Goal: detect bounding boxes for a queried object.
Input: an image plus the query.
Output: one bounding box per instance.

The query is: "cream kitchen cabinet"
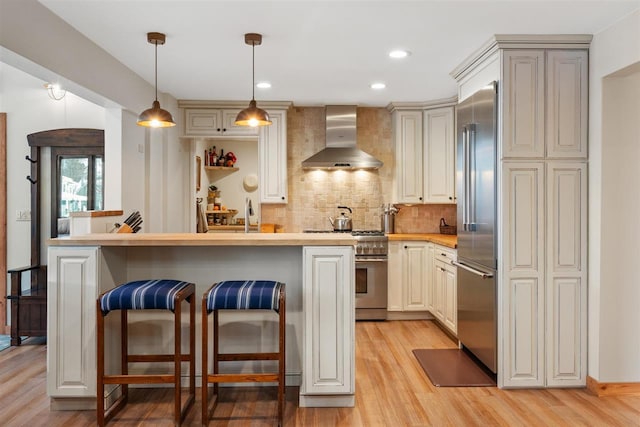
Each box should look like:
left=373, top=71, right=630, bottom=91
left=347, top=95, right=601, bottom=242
left=387, top=241, right=430, bottom=312
left=423, top=107, right=456, bottom=203
left=502, top=49, right=588, bottom=159
left=301, top=246, right=354, bottom=404
left=391, top=103, right=456, bottom=204
left=432, top=245, right=457, bottom=335
left=259, top=109, right=288, bottom=203
left=452, top=35, right=590, bottom=388
left=47, top=246, right=100, bottom=400
left=403, top=242, right=430, bottom=310
left=387, top=241, right=404, bottom=312
left=501, top=161, right=587, bottom=387
left=47, top=246, right=126, bottom=407
left=393, top=111, right=423, bottom=204
left=185, top=108, right=259, bottom=137
left=545, top=162, right=587, bottom=386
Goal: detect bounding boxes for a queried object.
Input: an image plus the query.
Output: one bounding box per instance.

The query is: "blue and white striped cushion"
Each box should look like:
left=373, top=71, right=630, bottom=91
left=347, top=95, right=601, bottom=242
left=206, top=280, right=283, bottom=313
left=100, top=279, right=192, bottom=315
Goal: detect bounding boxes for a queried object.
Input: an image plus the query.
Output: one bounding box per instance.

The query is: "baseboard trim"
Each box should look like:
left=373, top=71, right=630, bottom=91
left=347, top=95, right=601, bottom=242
left=586, top=375, right=640, bottom=396
left=385, top=311, right=433, bottom=321
left=299, top=393, right=355, bottom=408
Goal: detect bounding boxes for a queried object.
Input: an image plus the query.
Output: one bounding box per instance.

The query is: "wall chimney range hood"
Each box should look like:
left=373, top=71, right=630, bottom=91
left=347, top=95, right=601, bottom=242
left=301, top=105, right=383, bottom=170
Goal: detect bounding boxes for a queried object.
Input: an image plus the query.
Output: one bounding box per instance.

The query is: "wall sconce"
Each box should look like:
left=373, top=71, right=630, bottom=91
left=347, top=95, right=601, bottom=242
left=44, top=83, right=66, bottom=101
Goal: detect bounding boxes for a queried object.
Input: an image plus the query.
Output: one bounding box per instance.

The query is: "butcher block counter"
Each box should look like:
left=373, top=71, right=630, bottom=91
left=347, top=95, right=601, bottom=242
left=49, top=232, right=357, bottom=247
left=47, top=233, right=356, bottom=410
left=387, top=233, right=457, bottom=249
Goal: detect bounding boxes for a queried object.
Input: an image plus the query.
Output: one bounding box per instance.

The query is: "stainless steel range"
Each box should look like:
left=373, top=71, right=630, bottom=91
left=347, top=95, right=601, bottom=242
left=304, top=230, right=388, bottom=320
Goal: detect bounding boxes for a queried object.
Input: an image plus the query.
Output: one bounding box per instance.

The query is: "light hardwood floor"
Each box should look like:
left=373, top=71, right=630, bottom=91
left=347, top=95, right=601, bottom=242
left=1, top=321, right=639, bottom=426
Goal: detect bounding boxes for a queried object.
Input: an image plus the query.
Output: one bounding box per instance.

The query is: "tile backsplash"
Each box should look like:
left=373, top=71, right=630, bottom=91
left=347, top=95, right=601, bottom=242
left=393, top=204, right=457, bottom=234
left=261, top=106, right=457, bottom=235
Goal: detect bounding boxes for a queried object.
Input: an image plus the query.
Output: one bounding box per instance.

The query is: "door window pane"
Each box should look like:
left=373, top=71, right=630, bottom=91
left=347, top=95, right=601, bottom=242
left=56, top=154, right=103, bottom=236
left=59, top=157, right=88, bottom=217
left=94, top=156, right=103, bottom=211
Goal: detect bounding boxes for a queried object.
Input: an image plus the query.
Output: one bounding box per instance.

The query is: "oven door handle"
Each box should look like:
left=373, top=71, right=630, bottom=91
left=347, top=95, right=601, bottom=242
left=355, top=258, right=388, bottom=263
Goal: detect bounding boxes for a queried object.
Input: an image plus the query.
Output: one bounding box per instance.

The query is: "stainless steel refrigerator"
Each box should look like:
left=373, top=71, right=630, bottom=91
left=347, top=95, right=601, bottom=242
left=454, top=81, right=498, bottom=374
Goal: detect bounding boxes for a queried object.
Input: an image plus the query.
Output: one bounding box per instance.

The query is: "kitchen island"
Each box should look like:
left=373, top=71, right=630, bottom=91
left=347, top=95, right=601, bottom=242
left=47, top=233, right=356, bottom=410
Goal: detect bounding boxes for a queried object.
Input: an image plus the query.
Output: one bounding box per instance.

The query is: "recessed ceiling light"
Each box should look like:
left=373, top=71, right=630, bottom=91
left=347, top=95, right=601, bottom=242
left=389, top=50, right=410, bottom=59
left=256, top=82, right=271, bottom=89
left=370, top=82, right=386, bottom=90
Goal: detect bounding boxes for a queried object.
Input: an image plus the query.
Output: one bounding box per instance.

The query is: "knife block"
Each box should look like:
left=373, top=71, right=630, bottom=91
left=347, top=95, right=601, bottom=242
left=116, top=223, right=133, bottom=233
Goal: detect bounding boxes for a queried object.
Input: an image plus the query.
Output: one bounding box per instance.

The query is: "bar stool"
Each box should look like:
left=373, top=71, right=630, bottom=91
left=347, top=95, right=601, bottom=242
left=202, top=280, right=285, bottom=426
left=96, top=279, right=196, bottom=426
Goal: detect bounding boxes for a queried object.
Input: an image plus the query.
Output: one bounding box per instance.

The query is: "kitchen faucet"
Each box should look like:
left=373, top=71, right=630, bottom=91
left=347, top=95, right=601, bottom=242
left=244, top=197, right=254, bottom=233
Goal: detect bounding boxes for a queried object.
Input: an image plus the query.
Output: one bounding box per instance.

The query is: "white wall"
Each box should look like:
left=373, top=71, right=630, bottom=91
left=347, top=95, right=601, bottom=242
left=0, top=62, right=105, bottom=272
left=589, top=8, right=640, bottom=382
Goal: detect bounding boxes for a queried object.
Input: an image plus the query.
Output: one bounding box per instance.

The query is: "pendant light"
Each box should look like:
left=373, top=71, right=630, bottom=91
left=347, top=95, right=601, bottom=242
left=137, top=32, right=176, bottom=128
left=235, top=33, right=272, bottom=127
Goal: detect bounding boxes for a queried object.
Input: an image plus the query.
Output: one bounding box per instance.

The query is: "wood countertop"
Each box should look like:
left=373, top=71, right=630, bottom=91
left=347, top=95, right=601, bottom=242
left=48, top=232, right=356, bottom=247
left=387, top=233, right=457, bottom=249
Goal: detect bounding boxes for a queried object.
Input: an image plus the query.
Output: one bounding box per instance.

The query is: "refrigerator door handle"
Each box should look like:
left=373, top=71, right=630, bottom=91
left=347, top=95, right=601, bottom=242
left=468, top=123, right=477, bottom=232
left=463, top=126, right=471, bottom=231
left=452, top=261, right=494, bottom=279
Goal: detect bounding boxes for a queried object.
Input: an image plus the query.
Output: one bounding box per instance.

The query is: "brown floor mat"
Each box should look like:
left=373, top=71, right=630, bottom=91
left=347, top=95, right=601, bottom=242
left=412, top=348, right=496, bottom=387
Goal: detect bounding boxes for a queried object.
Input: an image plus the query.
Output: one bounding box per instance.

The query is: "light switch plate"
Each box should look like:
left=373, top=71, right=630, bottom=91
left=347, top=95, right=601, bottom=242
left=16, top=210, right=31, bottom=221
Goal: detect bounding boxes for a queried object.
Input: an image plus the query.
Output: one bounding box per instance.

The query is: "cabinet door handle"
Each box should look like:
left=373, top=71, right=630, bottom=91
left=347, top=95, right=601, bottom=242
left=441, top=253, right=447, bottom=257
left=404, top=246, right=408, bottom=249
left=281, top=196, right=285, bottom=200
left=216, top=128, right=221, bottom=132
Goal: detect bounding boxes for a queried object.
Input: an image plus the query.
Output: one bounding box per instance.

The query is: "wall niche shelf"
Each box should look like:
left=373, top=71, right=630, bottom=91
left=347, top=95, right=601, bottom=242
left=204, top=166, right=238, bottom=179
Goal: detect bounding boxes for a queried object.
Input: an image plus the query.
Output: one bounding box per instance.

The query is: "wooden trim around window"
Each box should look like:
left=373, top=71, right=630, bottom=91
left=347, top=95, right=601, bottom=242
left=586, top=375, right=640, bottom=397
left=0, top=113, right=7, bottom=334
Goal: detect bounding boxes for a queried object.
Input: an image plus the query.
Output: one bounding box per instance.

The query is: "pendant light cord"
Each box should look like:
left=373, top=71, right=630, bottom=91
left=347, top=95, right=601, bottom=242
left=251, top=41, right=256, bottom=101
left=154, top=40, right=158, bottom=102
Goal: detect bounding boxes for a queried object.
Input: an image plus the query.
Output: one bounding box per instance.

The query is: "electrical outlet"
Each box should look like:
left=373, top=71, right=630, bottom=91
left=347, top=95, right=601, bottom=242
left=15, top=210, right=31, bottom=221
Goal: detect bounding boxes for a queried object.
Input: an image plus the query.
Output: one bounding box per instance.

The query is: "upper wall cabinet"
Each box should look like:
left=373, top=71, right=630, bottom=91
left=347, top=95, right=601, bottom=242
left=501, top=49, right=588, bottom=159
left=185, top=108, right=259, bottom=137
left=259, top=109, right=288, bottom=203
left=502, top=51, right=545, bottom=158
left=424, top=107, right=455, bottom=203
left=545, top=51, right=588, bottom=159
left=390, top=100, right=456, bottom=204
left=393, top=110, right=423, bottom=204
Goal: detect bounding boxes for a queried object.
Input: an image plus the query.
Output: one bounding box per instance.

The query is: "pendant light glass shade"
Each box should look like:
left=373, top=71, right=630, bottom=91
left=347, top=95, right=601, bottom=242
left=235, top=33, right=272, bottom=127
left=137, top=32, right=176, bottom=128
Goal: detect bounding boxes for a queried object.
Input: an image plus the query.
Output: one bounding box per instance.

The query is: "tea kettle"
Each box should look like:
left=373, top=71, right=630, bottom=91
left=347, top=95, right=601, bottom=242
left=329, top=206, right=353, bottom=231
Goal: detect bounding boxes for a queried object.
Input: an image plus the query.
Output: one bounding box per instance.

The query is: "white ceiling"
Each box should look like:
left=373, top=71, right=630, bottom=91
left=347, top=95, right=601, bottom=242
left=40, top=0, right=640, bottom=107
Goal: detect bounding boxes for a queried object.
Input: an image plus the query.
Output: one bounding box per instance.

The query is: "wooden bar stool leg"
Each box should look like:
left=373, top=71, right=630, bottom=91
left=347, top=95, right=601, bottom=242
left=213, top=309, right=219, bottom=396
left=201, top=297, right=209, bottom=426
left=121, top=309, right=128, bottom=402
left=97, top=301, right=105, bottom=427
left=174, top=296, right=182, bottom=426
left=189, top=293, right=195, bottom=399
left=278, top=289, right=286, bottom=426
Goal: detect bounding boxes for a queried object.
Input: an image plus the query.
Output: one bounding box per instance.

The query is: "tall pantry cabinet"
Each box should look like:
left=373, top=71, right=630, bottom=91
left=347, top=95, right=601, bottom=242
left=451, top=35, right=590, bottom=388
